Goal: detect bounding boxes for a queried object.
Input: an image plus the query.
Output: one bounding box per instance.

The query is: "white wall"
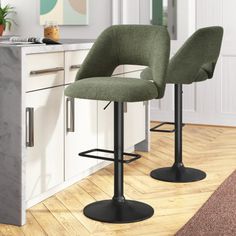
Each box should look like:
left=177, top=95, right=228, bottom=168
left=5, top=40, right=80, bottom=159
left=1, top=0, right=112, bottom=39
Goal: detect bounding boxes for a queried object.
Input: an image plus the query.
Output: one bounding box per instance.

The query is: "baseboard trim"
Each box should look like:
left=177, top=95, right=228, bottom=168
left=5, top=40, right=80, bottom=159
left=150, top=108, right=236, bottom=127
left=26, top=160, right=110, bottom=209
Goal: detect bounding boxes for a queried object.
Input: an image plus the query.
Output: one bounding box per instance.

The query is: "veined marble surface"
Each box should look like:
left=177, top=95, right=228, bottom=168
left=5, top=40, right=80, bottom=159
left=0, top=39, right=94, bottom=54
left=0, top=46, right=24, bottom=225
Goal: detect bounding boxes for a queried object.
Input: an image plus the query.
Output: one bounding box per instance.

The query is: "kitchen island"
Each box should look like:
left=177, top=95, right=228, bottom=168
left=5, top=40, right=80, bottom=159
left=0, top=40, right=149, bottom=225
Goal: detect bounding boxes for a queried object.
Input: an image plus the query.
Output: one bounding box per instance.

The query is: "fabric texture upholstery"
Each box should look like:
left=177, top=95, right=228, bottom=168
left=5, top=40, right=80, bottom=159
left=65, top=25, right=170, bottom=102
left=141, top=26, right=224, bottom=85
left=65, top=77, right=158, bottom=102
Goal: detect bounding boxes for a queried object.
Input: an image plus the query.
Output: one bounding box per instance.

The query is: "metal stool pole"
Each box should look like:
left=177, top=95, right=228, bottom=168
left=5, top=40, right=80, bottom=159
left=83, top=102, right=154, bottom=223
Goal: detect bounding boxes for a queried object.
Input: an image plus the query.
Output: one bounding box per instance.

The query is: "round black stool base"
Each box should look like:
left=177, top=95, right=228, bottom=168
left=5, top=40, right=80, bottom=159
left=150, top=166, right=206, bottom=183
left=83, top=199, right=154, bottom=223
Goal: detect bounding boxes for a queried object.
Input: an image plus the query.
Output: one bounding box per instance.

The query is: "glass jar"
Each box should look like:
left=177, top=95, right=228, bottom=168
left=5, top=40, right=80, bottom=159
left=44, top=21, right=60, bottom=42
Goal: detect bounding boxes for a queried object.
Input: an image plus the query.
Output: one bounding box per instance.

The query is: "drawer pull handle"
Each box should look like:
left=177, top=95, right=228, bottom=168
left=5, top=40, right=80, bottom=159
left=70, top=64, right=82, bottom=70
left=30, top=67, right=64, bottom=75
left=26, top=107, right=34, bottom=147
left=66, top=97, right=75, bottom=132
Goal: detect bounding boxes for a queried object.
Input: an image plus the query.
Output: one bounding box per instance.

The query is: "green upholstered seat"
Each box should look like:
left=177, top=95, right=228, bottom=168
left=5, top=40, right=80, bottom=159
left=65, top=25, right=170, bottom=102
left=65, top=77, right=158, bottom=102
left=141, top=26, right=224, bottom=84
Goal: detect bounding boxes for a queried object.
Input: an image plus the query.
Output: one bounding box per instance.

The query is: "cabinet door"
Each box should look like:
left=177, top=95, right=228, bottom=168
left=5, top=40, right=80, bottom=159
left=65, top=50, right=89, bottom=84
left=124, top=102, right=146, bottom=149
left=65, top=95, right=98, bottom=180
left=64, top=49, right=98, bottom=180
left=97, top=67, right=124, bottom=157
left=98, top=101, right=114, bottom=153
left=25, top=87, right=64, bottom=202
left=123, top=67, right=146, bottom=149
left=98, top=100, right=145, bottom=152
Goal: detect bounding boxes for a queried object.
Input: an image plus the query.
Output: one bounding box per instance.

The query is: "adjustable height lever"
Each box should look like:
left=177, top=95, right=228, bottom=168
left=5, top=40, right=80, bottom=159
left=104, top=101, right=128, bottom=113
left=103, top=101, right=112, bottom=110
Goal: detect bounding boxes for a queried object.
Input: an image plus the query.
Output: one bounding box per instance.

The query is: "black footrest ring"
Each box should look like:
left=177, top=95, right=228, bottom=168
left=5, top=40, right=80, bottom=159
left=79, top=148, right=141, bottom=164
left=150, top=122, right=185, bottom=133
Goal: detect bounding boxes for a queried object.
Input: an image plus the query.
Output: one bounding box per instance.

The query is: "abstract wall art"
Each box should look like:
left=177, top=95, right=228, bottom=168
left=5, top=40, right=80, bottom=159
left=40, top=0, right=89, bottom=25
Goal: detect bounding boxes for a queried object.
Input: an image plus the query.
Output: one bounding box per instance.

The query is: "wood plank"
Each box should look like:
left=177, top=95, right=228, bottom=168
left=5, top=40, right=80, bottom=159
left=56, top=185, right=109, bottom=234
left=21, top=211, right=46, bottom=236
left=30, top=203, right=68, bottom=236
left=43, top=196, right=90, bottom=236
left=0, top=224, right=24, bottom=236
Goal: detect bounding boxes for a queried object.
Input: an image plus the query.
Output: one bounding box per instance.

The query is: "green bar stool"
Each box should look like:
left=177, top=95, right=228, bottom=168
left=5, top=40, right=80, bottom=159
left=65, top=25, right=170, bottom=223
left=141, top=26, right=223, bottom=183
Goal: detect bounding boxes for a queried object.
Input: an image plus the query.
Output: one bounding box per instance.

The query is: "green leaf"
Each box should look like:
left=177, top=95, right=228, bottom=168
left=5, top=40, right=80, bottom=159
left=0, top=4, right=16, bottom=31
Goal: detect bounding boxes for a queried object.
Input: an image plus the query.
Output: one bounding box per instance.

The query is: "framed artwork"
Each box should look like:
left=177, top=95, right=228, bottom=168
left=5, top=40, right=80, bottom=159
left=40, top=0, right=89, bottom=25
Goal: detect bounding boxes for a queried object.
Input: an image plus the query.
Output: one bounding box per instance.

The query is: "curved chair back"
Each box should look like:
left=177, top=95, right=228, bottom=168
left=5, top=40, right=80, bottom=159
left=167, top=26, right=223, bottom=84
left=141, top=26, right=223, bottom=84
left=76, top=25, right=170, bottom=98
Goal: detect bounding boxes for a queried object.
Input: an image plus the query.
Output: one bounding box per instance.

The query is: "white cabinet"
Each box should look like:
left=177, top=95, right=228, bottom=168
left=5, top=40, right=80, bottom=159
left=97, top=100, right=145, bottom=152
left=124, top=67, right=146, bottom=149
left=25, top=87, right=64, bottom=202
left=124, top=102, right=146, bottom=149
left=97, top=66, right=125, bottom=154
left=97, top=101, right=114, bottom=156
left=65, top=96, right=98, bottom=180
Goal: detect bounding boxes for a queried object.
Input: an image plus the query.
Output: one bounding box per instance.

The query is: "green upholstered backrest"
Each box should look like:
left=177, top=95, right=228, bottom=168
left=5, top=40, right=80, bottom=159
left=76, top=25, right=170, bottom=98
left=141, top=26, right=224, bottom=84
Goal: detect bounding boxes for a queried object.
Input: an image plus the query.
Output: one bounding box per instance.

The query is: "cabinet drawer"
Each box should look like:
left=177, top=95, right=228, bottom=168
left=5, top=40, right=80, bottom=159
left=65, top=50, right=89, bottom=84
left=26, top=52, right=64, bottom=91
left=65, top=94, right=98, bottom=180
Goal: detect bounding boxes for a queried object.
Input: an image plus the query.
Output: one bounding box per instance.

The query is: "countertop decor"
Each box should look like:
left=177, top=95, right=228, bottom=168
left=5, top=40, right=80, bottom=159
left=0, top=4, right=16, bottom=36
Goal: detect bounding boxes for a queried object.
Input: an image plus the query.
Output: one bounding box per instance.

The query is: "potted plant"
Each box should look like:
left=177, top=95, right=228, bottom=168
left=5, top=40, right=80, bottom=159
left=0, top=4, right=16, bottom=36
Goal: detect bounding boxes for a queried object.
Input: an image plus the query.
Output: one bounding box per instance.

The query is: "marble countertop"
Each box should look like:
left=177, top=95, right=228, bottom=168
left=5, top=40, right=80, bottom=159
left=59, top=39, right=95, bottom=44
left=0, top=38, right=95, bottom=54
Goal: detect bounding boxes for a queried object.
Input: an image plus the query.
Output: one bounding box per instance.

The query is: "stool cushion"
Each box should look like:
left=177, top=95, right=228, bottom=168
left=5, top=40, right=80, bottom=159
left=65, top=77, right=158, bottom=102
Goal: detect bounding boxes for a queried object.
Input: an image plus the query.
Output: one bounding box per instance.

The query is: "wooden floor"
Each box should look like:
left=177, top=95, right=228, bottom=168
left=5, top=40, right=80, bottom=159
left=1, top=124, right=236, bottom=236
